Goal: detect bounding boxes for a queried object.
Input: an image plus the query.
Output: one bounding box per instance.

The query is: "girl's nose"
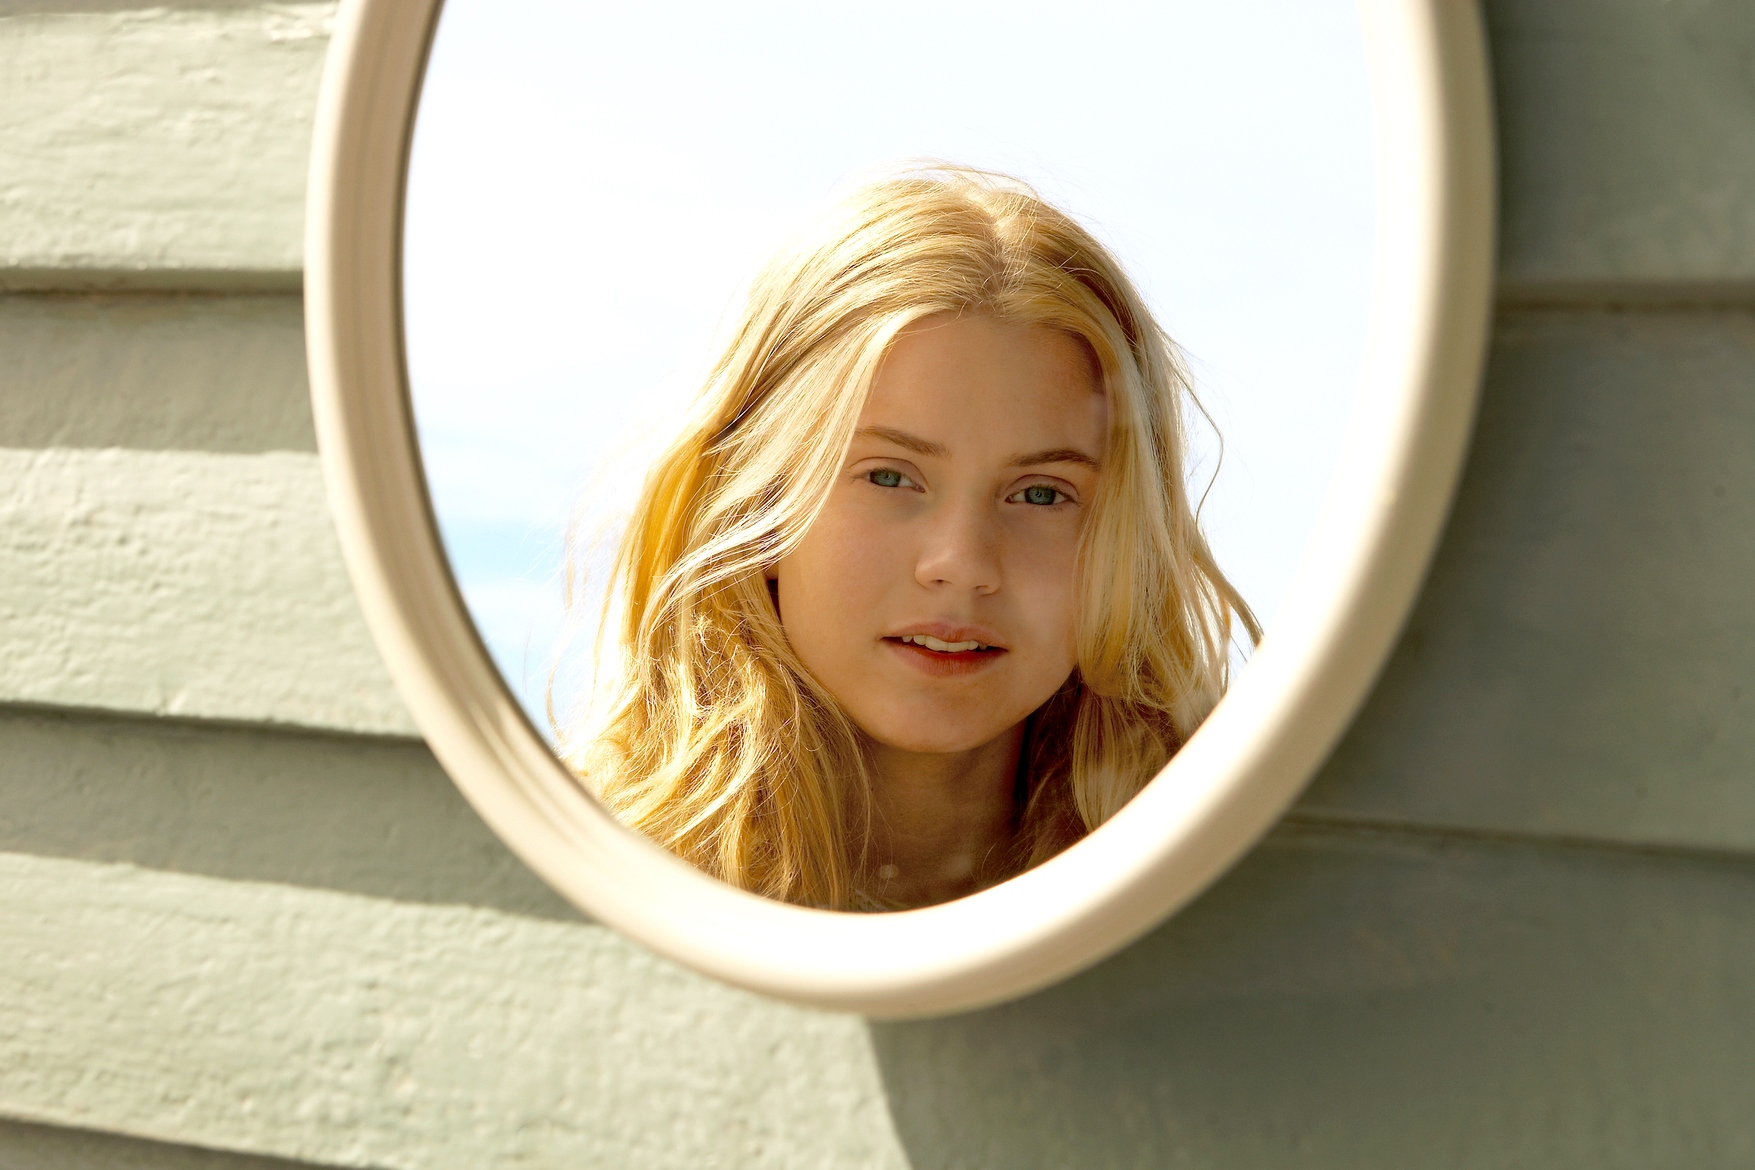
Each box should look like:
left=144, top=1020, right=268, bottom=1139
left=914, top=500, right=1002, bottom=595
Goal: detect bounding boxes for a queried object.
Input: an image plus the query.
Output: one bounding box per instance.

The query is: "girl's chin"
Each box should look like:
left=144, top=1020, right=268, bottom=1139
left=858, top=714, right=1027, bottom=758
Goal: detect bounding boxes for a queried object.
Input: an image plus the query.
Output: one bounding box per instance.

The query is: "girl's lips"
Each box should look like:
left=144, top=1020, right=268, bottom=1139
left=883, top=622, right=1008, bottom=650
left=882, top=636, right=1007, bottom=678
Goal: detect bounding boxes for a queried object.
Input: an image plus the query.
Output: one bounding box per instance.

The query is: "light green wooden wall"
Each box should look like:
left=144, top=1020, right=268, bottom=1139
left=1, top=1, right=1750, bottom=1166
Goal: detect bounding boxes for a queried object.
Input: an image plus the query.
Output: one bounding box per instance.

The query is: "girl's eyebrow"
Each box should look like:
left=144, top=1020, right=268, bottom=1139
left=856, top=427, right=1100, bottom=470
left=1010, top=447, right=1101, bottom=471
left=855, top=425, right=947, bottom=457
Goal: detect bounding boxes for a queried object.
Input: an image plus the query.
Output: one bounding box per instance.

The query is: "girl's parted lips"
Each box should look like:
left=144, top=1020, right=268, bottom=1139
left=895, top=632, right=995, bottom=653
left=881, top=621, right=1008, bottom=654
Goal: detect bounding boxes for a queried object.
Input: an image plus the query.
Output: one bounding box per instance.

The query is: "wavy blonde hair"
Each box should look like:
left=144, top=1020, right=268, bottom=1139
left=554, top=167, right=1257, bottom=909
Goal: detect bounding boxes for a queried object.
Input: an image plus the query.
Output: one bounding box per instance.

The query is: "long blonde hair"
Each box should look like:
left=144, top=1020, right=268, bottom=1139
left=555, top=166, right=1257, bottom=909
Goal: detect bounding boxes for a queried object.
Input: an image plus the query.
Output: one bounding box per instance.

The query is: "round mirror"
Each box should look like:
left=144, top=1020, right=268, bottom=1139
left=306, top=0, right=1493, bottom=1014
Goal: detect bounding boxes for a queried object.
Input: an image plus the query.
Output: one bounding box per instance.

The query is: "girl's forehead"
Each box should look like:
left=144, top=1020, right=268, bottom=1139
left=858, top=317, right=1107, bottom=458
left=870, top=317, right=1102, bottom=404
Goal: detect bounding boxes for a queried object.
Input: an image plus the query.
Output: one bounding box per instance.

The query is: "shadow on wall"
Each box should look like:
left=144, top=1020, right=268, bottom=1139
left=867, top=824, right=1755, bottom=1169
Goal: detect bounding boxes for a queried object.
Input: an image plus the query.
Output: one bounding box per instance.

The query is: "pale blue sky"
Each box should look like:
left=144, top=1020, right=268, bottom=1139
left=403, top=0, right=1377, bottom=728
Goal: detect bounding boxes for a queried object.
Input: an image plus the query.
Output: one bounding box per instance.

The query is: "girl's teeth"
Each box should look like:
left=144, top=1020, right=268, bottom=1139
left=905, top=634, right=985, bottom=653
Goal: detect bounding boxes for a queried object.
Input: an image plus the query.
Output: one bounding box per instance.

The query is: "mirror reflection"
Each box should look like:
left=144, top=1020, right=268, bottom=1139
left=403, top=1, right=1375, bottom=909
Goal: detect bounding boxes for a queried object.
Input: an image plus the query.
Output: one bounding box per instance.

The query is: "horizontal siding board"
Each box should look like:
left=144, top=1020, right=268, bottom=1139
left=0, top=1117, right=322, bottom=1170
left=1488, top=0, right=1755, bottom=292
left=0, top=3, right=331, bottom=290
left=0, top=705, right=574, bottom=920
left=0, top=294, right=315, bottom=454
left=0, top=852, right=906, bottom=1170
left=1, top=829, right=1751, bottom=1168
left=0, top=447, right=415, bottom=736
left=1301, top=307, right=1755, bottom=849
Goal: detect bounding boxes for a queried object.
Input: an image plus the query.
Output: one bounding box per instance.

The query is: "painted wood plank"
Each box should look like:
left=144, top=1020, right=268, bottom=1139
left=0, top=706, right=573, bottom=920
left=1302, top=307, right=1755, bottom=850
left=0, top=852, right=907, bottom=1170
left=0, top=292, right=408, bottom=735
left=0, top=3, right=331, bottom=290
left=1488, top=0, right=1755, bottom=296
left=0, top=447, right=415, bottom=736
left=0, top=1118, right=320, bottom=1170
left=0, top=294, right=314, bottom=454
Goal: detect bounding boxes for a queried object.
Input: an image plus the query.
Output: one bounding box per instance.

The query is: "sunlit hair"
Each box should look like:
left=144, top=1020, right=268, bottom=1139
left=553, top=165, right=1258, bottom=910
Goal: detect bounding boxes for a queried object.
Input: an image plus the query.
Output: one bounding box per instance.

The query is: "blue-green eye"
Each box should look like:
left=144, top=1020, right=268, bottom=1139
left=1017, top=484, right=1062, bottom=506
left=868, top=468, right=906, bottom=488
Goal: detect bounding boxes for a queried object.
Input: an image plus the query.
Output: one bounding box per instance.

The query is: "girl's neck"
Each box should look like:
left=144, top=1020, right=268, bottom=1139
left=865, top=724, right=1024, bottom=908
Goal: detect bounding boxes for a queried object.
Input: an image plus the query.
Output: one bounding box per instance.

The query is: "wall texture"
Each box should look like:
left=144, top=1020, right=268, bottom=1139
left=0, top=1, right=1750, bottom=1166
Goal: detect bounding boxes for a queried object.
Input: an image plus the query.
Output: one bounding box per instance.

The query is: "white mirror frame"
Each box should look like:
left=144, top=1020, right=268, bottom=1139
left=305, top=0, right=1494, bottom=1018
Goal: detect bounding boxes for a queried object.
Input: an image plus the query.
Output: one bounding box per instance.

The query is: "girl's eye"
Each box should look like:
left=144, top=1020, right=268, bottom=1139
left=867, top=468, right=914, bottom=489
left=1011, top=484, right=1066, bottom=506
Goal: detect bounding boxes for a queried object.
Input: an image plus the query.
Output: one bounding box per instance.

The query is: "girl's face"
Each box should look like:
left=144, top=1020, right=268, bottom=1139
left=774, top=313, right=1106, bottom=755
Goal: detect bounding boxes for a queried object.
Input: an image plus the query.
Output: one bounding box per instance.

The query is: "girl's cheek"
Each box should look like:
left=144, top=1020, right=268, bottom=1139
left=839, top=499, right=917, bottom=559
left=1009, top=515, right=1083, bottom=575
